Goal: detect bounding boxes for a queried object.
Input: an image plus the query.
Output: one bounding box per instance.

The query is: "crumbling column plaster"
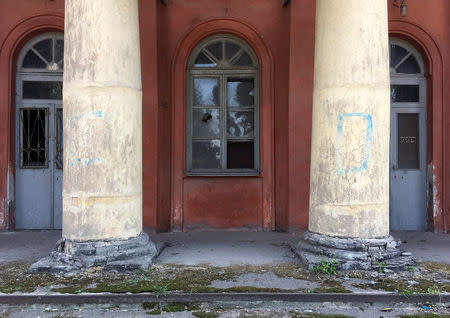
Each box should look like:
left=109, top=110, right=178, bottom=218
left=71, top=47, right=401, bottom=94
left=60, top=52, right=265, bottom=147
left=293, top=0, right=412, bottom=270
left=308, top=0, right=390, bottom=239
left=63, top=0, right=143, bottom=241
left=30, top=0, right=159, bottom=273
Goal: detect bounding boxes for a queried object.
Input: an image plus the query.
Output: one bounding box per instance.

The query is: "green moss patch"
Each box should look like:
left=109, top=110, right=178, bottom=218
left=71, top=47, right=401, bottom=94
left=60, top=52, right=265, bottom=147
left=0, top=260, right=448, bottom=296
left=352, top=278, right=450, bottom=295
left=421, top=262, right=450, bottom=277
left=290, top=311, right=356, bottom=318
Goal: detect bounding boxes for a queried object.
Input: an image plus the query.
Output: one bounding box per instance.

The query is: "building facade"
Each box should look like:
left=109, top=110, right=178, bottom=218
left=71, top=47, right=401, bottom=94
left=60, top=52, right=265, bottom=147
left=0, top=0, right=448, bottom=240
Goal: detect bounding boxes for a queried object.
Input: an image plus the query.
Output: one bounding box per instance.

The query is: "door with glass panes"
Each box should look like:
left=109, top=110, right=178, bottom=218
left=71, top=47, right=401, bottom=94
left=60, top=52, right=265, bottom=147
left=389, top=39, right=427, bottom=231
left=15, top=33, right=64, bottom=229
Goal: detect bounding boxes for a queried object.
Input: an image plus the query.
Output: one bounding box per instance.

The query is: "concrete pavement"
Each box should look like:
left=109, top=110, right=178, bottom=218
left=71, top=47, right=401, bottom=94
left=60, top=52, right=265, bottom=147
left=0, top=230, right=448, bottom=265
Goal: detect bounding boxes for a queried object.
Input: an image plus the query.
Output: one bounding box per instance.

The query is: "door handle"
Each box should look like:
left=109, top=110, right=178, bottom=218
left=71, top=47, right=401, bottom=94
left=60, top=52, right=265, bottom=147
left=392, top=164, right=397, bottom=170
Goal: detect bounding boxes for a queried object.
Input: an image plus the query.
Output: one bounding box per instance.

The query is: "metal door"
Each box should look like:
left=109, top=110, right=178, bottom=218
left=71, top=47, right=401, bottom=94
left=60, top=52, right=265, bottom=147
left=390, top=77, right=427, bottom=231
left=15, top=103, right=62, bottom=229
left=14, top=33, right=64, bottom=229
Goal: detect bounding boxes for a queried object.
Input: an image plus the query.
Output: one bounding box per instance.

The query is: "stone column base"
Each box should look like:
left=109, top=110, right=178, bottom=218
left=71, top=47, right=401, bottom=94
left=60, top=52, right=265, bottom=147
left=30, top=233, right=160, bottom=273
left=292, top=231, right=413, bottom=271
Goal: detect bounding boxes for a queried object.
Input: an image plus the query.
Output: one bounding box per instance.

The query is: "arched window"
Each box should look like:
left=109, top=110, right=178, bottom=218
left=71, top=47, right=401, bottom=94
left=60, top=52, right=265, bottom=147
left=17, top=33, right=64, bottom=100
left=390, top=39, right=424, bottom=75
left=389, top=38, right=425, bottom=104
left=186, top=35, right=259, bottom=175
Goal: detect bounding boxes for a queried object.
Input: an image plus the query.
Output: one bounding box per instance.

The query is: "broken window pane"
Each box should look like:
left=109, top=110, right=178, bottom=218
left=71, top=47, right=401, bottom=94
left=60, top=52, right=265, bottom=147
left=21, top=108, right=48, bottom=168
left=227, top=78, right=254, bottom=107
left=193, top=78, right=219, bottom=106
left=193, top=108, right=220, bottom=138
left=227, top=111, right=254, bottom=137
left=192, top=140, right=221, bottom=169
left=227, top=141, right=254, bottom=169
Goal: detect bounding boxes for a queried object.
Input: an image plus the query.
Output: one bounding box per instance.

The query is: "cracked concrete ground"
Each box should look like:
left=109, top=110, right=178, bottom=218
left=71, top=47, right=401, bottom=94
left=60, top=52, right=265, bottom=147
left=0, top=301, right=449, bottom=317
left=0, top=230, right=449, bottom=303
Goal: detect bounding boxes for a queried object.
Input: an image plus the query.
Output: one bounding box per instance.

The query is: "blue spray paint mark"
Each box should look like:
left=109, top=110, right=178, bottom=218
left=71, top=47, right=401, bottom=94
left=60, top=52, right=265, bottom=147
left=70, top=157, right=103, bottom=167
left=69, top=110, right=104, bottom=127
left=336, top=112, right=373, bottom=175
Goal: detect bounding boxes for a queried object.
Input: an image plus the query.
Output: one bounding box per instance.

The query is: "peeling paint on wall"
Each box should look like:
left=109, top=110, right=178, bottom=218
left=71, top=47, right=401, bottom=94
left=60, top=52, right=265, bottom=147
left=427, top=163, right=442, bottom=227
left=69, top=157, right=103, bottom=167
left=2, top=165, right=15, bottom=229
left=336, top=113, right=373, bottom=175
left=68, top=110, right=104, bottom=127
left=432, top=166, right=441, bottom=219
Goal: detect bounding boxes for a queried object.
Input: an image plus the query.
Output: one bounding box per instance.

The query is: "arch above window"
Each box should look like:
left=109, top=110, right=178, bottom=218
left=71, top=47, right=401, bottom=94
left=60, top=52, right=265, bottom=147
left=389, top=38, right=424, bottom=75
left=188, top=35, right=258, bottom=69
left=17, top=33, right=64, bottom=73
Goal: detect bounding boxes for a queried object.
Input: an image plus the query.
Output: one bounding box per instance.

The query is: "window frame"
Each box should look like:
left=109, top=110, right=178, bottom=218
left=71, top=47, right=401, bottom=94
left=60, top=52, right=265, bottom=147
left=186, top=35, right=260, bottom=176
left=16, top=32, right=64, bottom=170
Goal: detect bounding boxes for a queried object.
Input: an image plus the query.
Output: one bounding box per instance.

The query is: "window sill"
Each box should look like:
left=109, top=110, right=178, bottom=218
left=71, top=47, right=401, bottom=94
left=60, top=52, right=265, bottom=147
left=186, top=169, right=261, bottom=177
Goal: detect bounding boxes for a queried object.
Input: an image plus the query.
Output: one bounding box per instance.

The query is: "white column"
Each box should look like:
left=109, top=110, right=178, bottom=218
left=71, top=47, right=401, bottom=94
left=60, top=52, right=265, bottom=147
left=63, top=0, right=143, bottom=241
left=308, top=0, right=390, bottom=239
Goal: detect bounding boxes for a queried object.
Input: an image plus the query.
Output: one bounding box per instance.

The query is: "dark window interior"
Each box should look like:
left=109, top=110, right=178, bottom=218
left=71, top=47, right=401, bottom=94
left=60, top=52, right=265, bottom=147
left=23, top=81, right=62, bottom=100
left=21, top=108, right=47, bottom=167
left=397, top=113, right=419, bottom=169
left=227, top=141, right=254, bottom=169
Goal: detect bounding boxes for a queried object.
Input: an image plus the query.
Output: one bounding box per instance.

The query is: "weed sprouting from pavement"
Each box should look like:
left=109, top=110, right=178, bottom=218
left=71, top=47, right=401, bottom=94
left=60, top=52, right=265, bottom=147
left=377, top=262, right=386, bottom=273
left=311, top=258, right=338, bottom=275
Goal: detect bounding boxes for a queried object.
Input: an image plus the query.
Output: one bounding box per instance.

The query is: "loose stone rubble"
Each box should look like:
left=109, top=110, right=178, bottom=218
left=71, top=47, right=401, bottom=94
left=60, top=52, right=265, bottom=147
left=292, top=231, right=414, bottom=270
left=30, top=233, right=159, bottom=273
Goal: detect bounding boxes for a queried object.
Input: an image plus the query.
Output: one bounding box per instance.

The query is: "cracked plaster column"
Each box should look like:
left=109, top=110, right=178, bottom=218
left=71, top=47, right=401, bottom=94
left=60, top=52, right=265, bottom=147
left=293, top=0, right=412, bottom=270
left=31, top=0, right=158, bottom=273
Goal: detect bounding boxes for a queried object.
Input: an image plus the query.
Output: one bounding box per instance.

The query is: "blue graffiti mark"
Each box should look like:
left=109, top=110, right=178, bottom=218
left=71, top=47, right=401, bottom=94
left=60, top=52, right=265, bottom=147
left=70, top=157, right=103, bottom=167
left=69, top=111, right=104, bottom=127
left=336, top=112, right=373, bottom=175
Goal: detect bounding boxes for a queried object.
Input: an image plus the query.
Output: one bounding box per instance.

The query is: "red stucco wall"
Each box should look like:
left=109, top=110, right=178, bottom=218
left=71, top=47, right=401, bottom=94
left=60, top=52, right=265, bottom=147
left=0, top=0, right=64, bottom=230
left=0, top=0, right=448, bottom=232
left=387, top=0, right=449, bottom=232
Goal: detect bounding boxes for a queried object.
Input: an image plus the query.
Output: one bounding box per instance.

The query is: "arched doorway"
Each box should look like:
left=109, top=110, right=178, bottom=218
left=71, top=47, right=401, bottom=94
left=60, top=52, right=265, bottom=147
left=389, top=38, right=427, bottom=231
left=15, top=32, right=64, bottom=229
